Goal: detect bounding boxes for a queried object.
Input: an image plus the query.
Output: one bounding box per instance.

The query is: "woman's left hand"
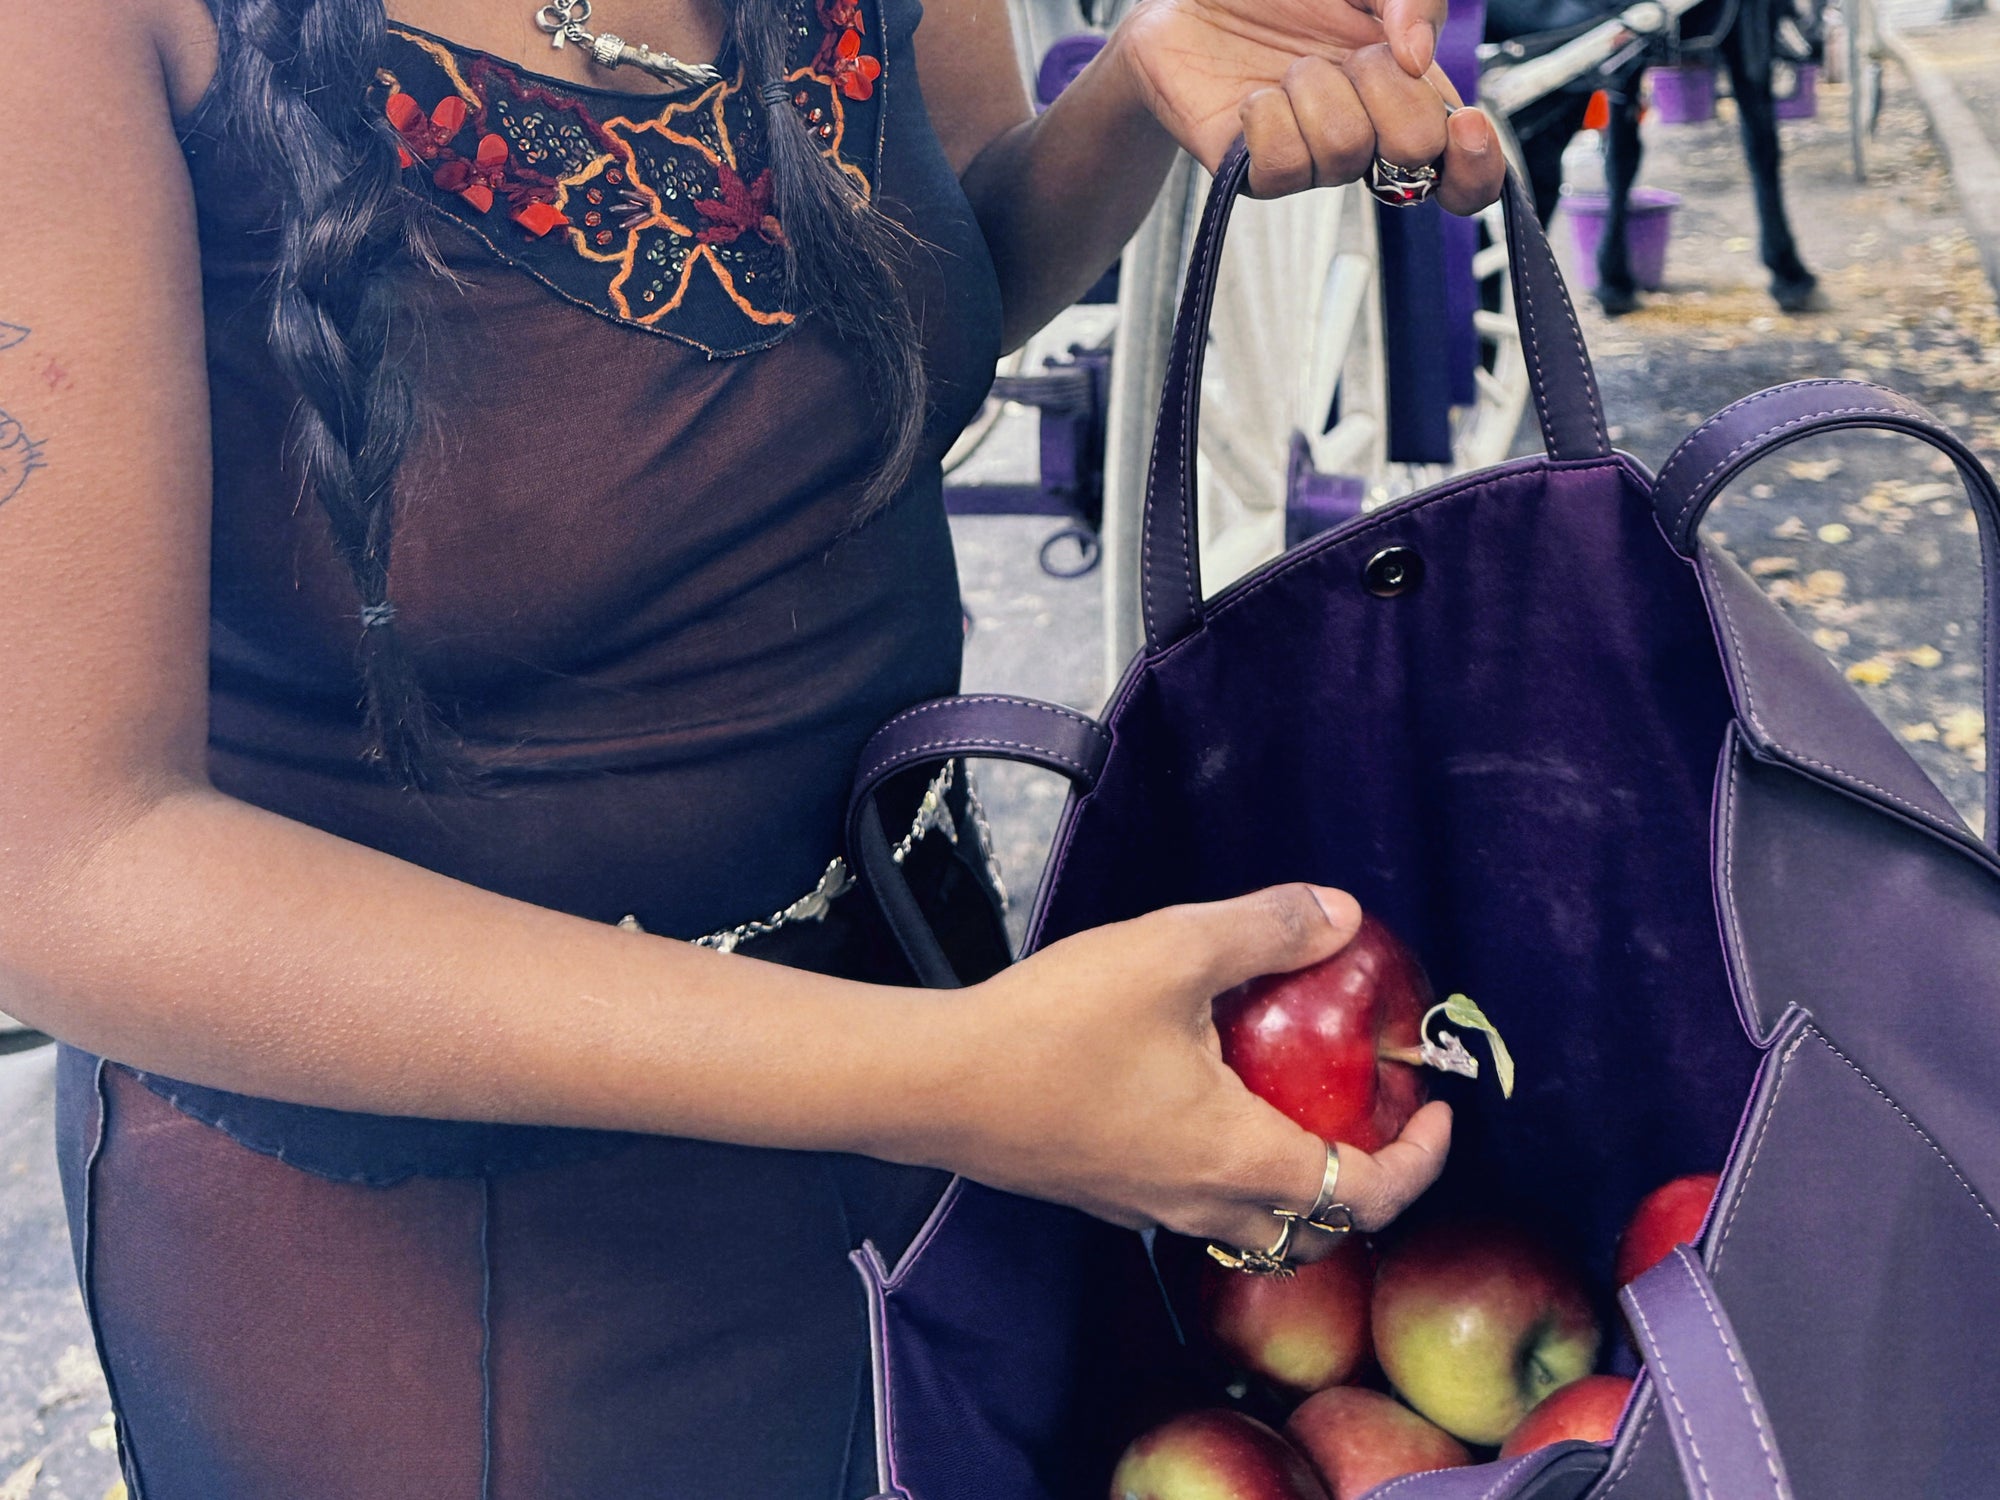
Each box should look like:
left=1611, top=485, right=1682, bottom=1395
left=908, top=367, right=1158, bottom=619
left=1109, top=0, right=1506, bottom=210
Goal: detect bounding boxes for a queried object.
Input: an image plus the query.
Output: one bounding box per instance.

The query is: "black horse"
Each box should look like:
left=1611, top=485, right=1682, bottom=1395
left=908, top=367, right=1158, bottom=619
left=1486, top=0, right=1821, bottom=315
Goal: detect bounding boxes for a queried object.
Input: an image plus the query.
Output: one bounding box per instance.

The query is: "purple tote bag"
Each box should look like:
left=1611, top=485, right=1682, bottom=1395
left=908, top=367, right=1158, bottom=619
left=844, top=145, right=2000, bottom=1500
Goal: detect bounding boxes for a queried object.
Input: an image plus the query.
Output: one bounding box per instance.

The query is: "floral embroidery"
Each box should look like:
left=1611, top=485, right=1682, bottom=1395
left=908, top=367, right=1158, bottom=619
left=380, top=0, right=884, bottom=357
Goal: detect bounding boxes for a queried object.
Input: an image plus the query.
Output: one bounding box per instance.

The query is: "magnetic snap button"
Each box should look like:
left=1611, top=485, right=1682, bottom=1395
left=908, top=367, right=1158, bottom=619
left=1364, top=546, right=1424, bottom=597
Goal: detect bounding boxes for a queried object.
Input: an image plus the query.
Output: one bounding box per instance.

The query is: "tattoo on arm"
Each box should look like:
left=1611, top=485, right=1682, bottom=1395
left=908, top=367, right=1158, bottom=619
left=0, top=322, right=27, bottom=352
left=0, top=408, right=48, bottom=506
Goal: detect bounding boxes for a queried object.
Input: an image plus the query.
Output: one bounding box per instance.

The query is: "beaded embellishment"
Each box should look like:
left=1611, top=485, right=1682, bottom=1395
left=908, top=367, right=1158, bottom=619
left=379, top=0, right=885, bottom=356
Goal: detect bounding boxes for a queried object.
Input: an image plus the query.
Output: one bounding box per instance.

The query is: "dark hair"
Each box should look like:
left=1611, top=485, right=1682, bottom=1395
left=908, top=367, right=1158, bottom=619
left=206, top=0, right=926, bottom=791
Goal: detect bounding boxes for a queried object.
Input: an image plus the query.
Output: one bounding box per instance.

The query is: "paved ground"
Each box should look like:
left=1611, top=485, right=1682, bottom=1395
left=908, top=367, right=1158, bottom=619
left=3, top=32, right=1998, bottom=1500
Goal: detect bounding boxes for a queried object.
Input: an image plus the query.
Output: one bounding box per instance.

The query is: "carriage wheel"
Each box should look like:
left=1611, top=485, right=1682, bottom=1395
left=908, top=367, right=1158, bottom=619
left=1194, top=180, right=1389, bottom=594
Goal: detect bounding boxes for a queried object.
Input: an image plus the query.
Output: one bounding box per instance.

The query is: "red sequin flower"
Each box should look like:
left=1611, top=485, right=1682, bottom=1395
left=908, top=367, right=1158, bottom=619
left=830, top=29, right=881, bottom=102
left=385, top=91, right=468, bottom=167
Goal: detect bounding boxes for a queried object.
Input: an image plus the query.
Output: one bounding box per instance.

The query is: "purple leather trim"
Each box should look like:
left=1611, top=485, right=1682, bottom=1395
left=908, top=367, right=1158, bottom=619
left=1619, top=1249, right=1794, bottom=1500
left=1138, top=146, right=1608, bottom=652
left=850, top=1242, right=908, bottom=1499
left=1352, top=1444, right=1601, bottom=1499
left=1653, top=378, right=2000, bottom=842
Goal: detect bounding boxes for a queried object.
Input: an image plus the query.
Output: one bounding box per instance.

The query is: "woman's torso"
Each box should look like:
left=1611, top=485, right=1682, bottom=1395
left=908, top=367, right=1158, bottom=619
left=184, top=0, right=1003, bottom=938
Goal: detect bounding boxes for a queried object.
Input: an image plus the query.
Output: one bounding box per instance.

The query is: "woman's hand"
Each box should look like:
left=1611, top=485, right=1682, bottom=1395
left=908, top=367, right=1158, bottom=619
left=1108, top=0, right=1506, bottom=208
left=933, top=884, right=1451, bottom=1257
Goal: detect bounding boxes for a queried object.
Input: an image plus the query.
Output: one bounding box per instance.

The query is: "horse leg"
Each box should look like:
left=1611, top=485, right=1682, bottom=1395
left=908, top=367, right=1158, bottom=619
left=1724, top=1, right=1821, bottom=310
left=1596, top=80, right=1645, bottom=315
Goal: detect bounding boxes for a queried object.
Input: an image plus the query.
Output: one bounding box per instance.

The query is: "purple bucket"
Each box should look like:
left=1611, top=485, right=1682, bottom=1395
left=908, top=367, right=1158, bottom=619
left=1649, top=64, right=1716, bottom=124
left=1563, top=187, right=1683, bottom=292
left=1035, top=34, right=1105, bottom=108
left=1775, top=62, right=1819, bottom=120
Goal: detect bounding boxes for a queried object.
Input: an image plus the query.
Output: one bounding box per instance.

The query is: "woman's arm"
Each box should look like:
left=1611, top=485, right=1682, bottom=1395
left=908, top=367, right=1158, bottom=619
left=919, top=0, right=1506, bottom=351
left=0, top=0, right=1447, bottom=1249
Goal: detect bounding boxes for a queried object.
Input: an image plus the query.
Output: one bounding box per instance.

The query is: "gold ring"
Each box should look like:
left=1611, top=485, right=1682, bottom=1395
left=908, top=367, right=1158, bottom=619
left=1206, top=1212, right=1301, bottom=1277
left=1304, top=1142, right=1356, bottom=1236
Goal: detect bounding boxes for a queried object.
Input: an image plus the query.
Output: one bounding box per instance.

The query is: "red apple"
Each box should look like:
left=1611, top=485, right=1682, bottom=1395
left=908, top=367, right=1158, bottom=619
left=1371, top=1220, right=1601, bottom=1446
left=1110, top=1410, right=1330, bottom=1500
left=1498, top=1374, right=1635, bottom=1458
left=1200, top=1235, right=1373, bottom=1394
left=1286, top=1387, right=1471, bottom=1500
left=1615, top=1173, right=1721, bottom=1288
left=1213, top=914, right=1433, bottom=1152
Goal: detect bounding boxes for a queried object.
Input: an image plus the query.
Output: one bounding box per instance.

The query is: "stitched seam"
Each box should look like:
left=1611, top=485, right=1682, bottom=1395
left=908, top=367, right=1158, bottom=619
left=1593, top=1400, right=1662, bottom=1497
left=1655, top=381, right=1889, bottom=519
left=1667, top=402, right=1910, bottom=536
left=877, top=736, right=1094, bottom=780
left=1358, top=1452, right=1541, bottom=1498
left=872, top=696, right=1103, bottom=737
left=1710, top=554, right=1976, bottom=838
left=1712, top=1028, right=1810, bottom=1271
left=1677, top=1250, right=1786, bottom=1492
left=1812, top=1026, right=2000, bottom=1237
left=1715, top=742, right=1769, bottom=1044
left=1545, top=240, right=1607, bottom=453
left=1515, top=227, right=1558, bottom=457
left=1625, top=1295, right=1716, bottom=1500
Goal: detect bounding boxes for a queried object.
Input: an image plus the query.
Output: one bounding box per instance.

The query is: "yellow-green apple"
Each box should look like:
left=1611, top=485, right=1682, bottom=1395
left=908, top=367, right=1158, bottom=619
left=1199, top=1236, right=1373, bottom=1394
left=1371, top=1220, right=1601, bottom=1445
left=1614, top=1174, right=1721, bottom=1288
left=1498, top=1374, right=1634, bottom=1458
left=1110, top=1410, right=1330, bottom=1500
left=1285, top=1387, right=1471, bottom=1500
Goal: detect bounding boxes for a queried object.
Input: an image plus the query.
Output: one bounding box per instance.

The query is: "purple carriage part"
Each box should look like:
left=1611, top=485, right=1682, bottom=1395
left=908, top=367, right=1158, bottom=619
left=1775, top=61, right=1819, bottom=119
left=1035, top=34, right=1105, bottom=108
left=1648, top=63, right=1716, bottom=123
left=1563, top=186, right=1682, bottom=291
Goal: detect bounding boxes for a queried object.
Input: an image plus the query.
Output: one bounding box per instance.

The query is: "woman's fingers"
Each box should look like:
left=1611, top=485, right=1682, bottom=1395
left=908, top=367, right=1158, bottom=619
left=1242, top=44, right=1503, bottom=216
left=1340, top=43, right=1448, bottom=169
left=1160, top=882, right=1363, bottom=997
left=1332, top=1100, right=1454, bottom=1232
left=1377, top=0, right=1450, bottom=79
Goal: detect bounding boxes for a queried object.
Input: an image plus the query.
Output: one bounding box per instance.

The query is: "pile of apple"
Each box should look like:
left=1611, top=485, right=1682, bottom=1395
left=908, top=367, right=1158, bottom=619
left=1110, top=916, right=1722, bottom=1500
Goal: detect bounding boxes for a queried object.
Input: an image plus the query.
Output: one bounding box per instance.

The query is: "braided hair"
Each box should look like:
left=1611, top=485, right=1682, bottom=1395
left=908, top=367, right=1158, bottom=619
left=203, top=0, right=928, bottom=792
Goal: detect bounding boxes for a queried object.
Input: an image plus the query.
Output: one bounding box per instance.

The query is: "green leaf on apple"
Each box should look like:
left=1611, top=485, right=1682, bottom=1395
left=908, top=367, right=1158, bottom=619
left=1441, top=994, right=1515, bottom=1098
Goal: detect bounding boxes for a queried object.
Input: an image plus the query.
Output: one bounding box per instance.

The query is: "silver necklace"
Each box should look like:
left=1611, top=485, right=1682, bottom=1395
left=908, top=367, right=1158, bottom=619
left=533, top=1, right=723, bottom=88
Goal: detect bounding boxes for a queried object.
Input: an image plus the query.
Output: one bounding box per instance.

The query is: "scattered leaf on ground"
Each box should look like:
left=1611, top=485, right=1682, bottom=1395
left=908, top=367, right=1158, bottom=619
left=1813, top=627, right=1851, bottom=650
left=1901, top=722, right=1942, bottom=743
left=1846, top=657, right=1896, bottom=685
left=1803, top=570, right=1847, bottom=598
left=1786, top=458, right=1844, bottom=482
left=1907, top=645, right=1944, bottom=668
left=1817, top=523, right=1853, bottom=543
left=0, top=1456, right=42, bottom=1500
left=1750, top=556, right=1798, bottom=576
left=1773, top=516, right=1809, bottom=539
left=87, top=1413, right=118, bottom=1453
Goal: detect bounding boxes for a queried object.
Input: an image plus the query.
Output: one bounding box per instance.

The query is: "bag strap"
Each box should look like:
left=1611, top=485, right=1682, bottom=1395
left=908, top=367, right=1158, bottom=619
left=1351, top=1250, right=1791, bottom=1500
left=1619, top=1247, right=1795, bottom=1500
left=844, top=695, right=1112, bottom=987
left=1141, top=146, right=1610, bottom=653
left=1652, top=378, right=2000, bottom=850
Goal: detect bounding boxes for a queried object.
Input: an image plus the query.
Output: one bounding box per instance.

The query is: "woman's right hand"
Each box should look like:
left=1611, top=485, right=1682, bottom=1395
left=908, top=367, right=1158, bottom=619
left=929, top=884, right=1453, bottom=1257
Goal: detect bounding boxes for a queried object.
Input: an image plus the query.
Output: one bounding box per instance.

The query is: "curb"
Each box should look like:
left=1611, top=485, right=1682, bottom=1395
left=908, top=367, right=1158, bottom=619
left=1881, top=21, right=2000, bottom=305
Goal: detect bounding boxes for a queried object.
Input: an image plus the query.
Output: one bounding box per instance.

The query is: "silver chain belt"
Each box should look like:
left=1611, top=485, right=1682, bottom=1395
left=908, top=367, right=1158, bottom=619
left=615, top=763, right=1001, bottom=954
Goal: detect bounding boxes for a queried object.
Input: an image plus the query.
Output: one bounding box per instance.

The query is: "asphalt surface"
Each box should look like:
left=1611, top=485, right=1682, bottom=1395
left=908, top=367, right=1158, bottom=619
left=3, top=38, right=1997, bottom=1500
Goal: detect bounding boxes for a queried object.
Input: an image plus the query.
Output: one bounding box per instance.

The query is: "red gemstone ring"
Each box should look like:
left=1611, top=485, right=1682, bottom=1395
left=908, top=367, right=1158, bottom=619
left=1368, top=157, right=1440, bottom=208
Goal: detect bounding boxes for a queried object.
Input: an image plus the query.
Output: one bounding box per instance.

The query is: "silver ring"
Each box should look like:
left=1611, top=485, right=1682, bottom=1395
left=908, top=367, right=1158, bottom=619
left=1369, top=157, right=1441, bottom=208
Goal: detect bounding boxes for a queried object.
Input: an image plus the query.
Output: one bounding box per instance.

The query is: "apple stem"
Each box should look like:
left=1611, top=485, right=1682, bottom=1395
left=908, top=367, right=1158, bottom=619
left=1380, top=1044, right=1430, bottom=1068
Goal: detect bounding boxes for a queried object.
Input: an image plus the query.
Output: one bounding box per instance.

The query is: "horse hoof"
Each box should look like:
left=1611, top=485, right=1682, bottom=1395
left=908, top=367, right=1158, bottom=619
left=1595, top=284, right=1641, bottom=317
left=1772, top=276, right=1826, bottom=313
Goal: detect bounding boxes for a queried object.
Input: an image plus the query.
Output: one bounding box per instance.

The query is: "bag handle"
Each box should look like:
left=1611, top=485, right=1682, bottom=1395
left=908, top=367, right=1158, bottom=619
left=1141, top=145, right=1610, bottom=653
left=1352, top=1249, right=1792, bottom=1500
left=1618, top=1246, right=1795, bottom=1500
left=844, top=694, right=1113, bottom=987
left=1652, top=379, right=2000, bottom=851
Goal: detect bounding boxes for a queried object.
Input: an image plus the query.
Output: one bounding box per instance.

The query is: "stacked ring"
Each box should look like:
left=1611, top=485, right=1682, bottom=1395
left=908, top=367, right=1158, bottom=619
left=1206, top=1143, right=1355, bottom=1277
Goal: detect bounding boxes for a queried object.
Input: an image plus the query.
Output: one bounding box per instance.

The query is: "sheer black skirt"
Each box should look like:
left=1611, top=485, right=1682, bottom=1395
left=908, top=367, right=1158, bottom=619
left=54, top=795, right=1010, bottom=1500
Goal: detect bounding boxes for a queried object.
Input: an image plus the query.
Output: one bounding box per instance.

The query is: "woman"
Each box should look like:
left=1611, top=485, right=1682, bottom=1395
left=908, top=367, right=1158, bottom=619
left=0, top=0, right=1503, bottom=1492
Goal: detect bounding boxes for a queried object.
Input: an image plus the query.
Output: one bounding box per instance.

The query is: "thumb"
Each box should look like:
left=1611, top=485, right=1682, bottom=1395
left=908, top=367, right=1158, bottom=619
left=1168, top=883, right=1363, bottom=997
left=1378, top=0, right=1446, bottom=77
left=1333, top=1100, right=1454, bottom=1232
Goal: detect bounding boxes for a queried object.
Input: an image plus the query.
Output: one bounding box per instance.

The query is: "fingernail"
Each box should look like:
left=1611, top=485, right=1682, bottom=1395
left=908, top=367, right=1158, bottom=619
left=1408, top=21, right=1437, bottom=74
left=1449, top=109, right=1489, bottom=155
left=1307, top=886, right=1362, bottom=938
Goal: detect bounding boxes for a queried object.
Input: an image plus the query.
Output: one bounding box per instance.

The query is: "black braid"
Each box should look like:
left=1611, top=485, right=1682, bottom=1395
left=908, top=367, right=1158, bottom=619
left=726, top=0, right=928, bottom=523
left=203, top=0, right=928, bottom=788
